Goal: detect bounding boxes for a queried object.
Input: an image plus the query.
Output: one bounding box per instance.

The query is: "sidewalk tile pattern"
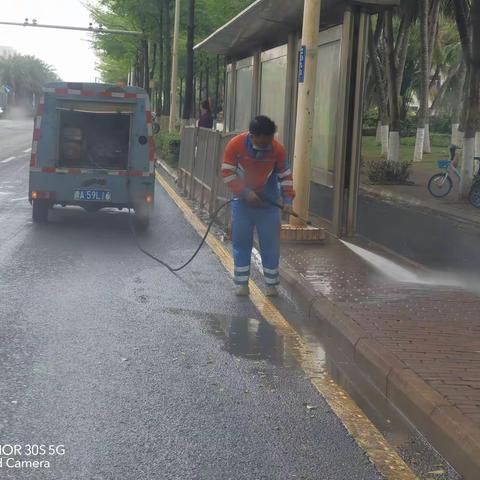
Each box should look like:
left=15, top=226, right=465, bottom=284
left=281, top=242, right=480, bottom=427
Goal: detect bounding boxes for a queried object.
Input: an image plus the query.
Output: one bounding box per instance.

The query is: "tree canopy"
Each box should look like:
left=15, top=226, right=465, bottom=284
left=0, top=54, right=59, bottom=107
left=88, top=0, right=255, bottom=117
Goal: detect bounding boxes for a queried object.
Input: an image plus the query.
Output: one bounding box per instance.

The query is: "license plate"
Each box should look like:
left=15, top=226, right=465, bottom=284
left=74, top=189, right=111, bottom=202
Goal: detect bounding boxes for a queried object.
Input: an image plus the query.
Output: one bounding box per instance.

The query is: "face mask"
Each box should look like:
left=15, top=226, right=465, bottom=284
left=252, top=144, right=267, bottom=151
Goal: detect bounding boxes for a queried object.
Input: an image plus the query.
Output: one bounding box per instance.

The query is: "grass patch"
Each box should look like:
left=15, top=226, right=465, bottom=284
left=361, top=135, right=451, bottom=173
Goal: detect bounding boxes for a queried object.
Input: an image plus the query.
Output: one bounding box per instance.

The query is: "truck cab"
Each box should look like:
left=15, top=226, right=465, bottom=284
left=28, top=82, right=156, bottom=228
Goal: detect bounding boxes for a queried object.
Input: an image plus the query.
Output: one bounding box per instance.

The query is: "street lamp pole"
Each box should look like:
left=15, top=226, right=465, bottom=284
left=169, top=0, right=181, bottom=133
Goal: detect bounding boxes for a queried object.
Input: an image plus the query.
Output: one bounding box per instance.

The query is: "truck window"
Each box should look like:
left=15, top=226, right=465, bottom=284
left=57, top=101, right=134, bottom=170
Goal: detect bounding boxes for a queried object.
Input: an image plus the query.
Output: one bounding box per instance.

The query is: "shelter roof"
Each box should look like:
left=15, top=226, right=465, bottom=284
left=195, top=0, right=398, bottom=58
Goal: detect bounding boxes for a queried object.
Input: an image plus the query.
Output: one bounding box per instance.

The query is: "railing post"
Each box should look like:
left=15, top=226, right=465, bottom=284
left=189, top=127, right=199, bottom=199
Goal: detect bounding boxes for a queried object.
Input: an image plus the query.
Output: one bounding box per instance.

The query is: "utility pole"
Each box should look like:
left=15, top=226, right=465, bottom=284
left=169, top=0, right=181, bottom=133
left=291, top=0, right=322, bottom=225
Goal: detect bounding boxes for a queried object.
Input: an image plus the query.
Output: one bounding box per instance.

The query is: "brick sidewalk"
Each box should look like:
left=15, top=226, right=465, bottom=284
left=280, top=239, right=480, bottom=479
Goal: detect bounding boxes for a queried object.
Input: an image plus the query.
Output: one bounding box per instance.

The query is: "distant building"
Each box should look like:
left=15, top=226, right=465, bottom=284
left=0, top=46, right=17, bottom=58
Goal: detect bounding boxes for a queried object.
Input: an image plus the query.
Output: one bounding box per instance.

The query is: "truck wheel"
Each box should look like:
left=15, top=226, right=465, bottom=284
left=134, top=211, right=150, bottom=230
left=32, top=200, right=49, bottom=223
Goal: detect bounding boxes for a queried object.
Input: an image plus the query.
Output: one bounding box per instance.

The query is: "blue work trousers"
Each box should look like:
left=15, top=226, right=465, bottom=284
left=231, top=199, right=281, bottom=286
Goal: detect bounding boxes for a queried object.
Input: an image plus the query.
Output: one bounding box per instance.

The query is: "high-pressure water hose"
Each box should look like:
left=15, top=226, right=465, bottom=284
left=130, top=191, right=319, bottom=273
left=129, top=199, right=234, bottom=273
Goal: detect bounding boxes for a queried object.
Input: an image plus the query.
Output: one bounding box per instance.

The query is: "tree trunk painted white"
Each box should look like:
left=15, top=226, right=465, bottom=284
left=451, top=123, right=463, bottom=146
left=388, top=131, right=400, bottom=163
left=451, top=123, right=460, bottom=145
left=475, top=131, right=480, bottom=157
left=380, top=124, right=389, bottom=157
left=423, top=123, right=432, bottom=153
left=459, top=135, right=475, bottom=199
left=414, top=128, right=425, bottom=162
left=376, top=121, right=382, bottom=145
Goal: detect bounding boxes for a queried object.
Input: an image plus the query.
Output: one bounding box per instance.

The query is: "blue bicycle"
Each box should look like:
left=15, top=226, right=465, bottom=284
left=428, top=145, right=480, bottom=207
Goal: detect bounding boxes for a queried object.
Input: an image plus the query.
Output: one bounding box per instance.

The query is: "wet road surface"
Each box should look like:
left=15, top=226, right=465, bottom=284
left=0, top=119, right=384, bottom=479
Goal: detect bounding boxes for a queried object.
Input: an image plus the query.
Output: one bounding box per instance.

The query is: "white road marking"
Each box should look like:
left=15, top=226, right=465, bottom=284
left=1, top=156, right=16, bottom=164
left=10, top=196, right=29, bottom=202
left=23, top=148, right=32, bottom=153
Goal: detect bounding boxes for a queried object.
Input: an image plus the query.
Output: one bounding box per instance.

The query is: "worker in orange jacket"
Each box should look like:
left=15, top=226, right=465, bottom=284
left=221, top=116, right=295, bottom=297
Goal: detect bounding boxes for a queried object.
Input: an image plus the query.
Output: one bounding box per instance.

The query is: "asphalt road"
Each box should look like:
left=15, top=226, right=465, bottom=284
left=0, top=119, right=382, bottom=479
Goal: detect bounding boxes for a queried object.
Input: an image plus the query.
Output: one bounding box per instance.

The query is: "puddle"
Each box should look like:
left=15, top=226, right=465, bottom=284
left=165, top=307, right=296, bottom=366
left=206, top=315, right=296, bottom=365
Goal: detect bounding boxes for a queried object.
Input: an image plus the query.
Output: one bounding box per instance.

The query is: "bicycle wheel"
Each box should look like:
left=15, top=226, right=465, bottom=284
left=469, top=181, right=480, bottom=208
left=428, top=173, right=453, bottom=198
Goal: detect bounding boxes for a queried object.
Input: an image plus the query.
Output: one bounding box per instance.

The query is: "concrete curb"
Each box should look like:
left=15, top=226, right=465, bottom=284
left=155, top=158, right=179, bottom=182
left=279, top=260, right=480, bottom=480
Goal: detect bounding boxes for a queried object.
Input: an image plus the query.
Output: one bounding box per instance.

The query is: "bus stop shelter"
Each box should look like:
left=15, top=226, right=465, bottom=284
left=192, top=0, right=398, bottom=237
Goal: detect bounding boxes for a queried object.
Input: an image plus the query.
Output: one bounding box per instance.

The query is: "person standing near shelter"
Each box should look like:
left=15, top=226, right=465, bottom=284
left=221, top=116, right=295, bottom=297
left=198, top=100, right=214, bottom=129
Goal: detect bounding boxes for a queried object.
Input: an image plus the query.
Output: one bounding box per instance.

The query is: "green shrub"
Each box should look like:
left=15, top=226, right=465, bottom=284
left=363, top=106, right=379, bottom=129
left=365, top=159, right=412, bottom=184
left=155, top=131, right=181, bottom=167
left=401, top=136, right=416, bottom=147
left=429, top=115, right=451, bottom=135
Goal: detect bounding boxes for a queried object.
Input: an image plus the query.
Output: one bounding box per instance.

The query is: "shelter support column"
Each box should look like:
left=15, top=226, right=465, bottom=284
left=291, top=0, right=322, bottom=226
left=346, top=10, right=369, bottom=236
left=252, top=50, right=262, bottom=118
left=332, top=6, right=369, bottom=237
left=227, top=62, right=237, bottom=132
left=285, top=34, right=300, bottom=162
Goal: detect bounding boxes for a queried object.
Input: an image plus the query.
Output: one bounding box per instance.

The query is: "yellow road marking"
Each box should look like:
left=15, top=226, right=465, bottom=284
left=156, top=171, right=418, bottom=480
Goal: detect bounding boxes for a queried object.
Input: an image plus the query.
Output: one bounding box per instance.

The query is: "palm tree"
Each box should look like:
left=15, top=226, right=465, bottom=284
left=423, top=0, right=441, bottom=153
left=451, top=0, right=480, bottom=198
left=427, top=15, right=464, bottom=144
left=414, top=0, right=430, bottom=162
left=0, top=55, right=58, bottom=109
left=368, top=17, right=390, bottom=156
left=373, top=0, right=417, bottom=162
